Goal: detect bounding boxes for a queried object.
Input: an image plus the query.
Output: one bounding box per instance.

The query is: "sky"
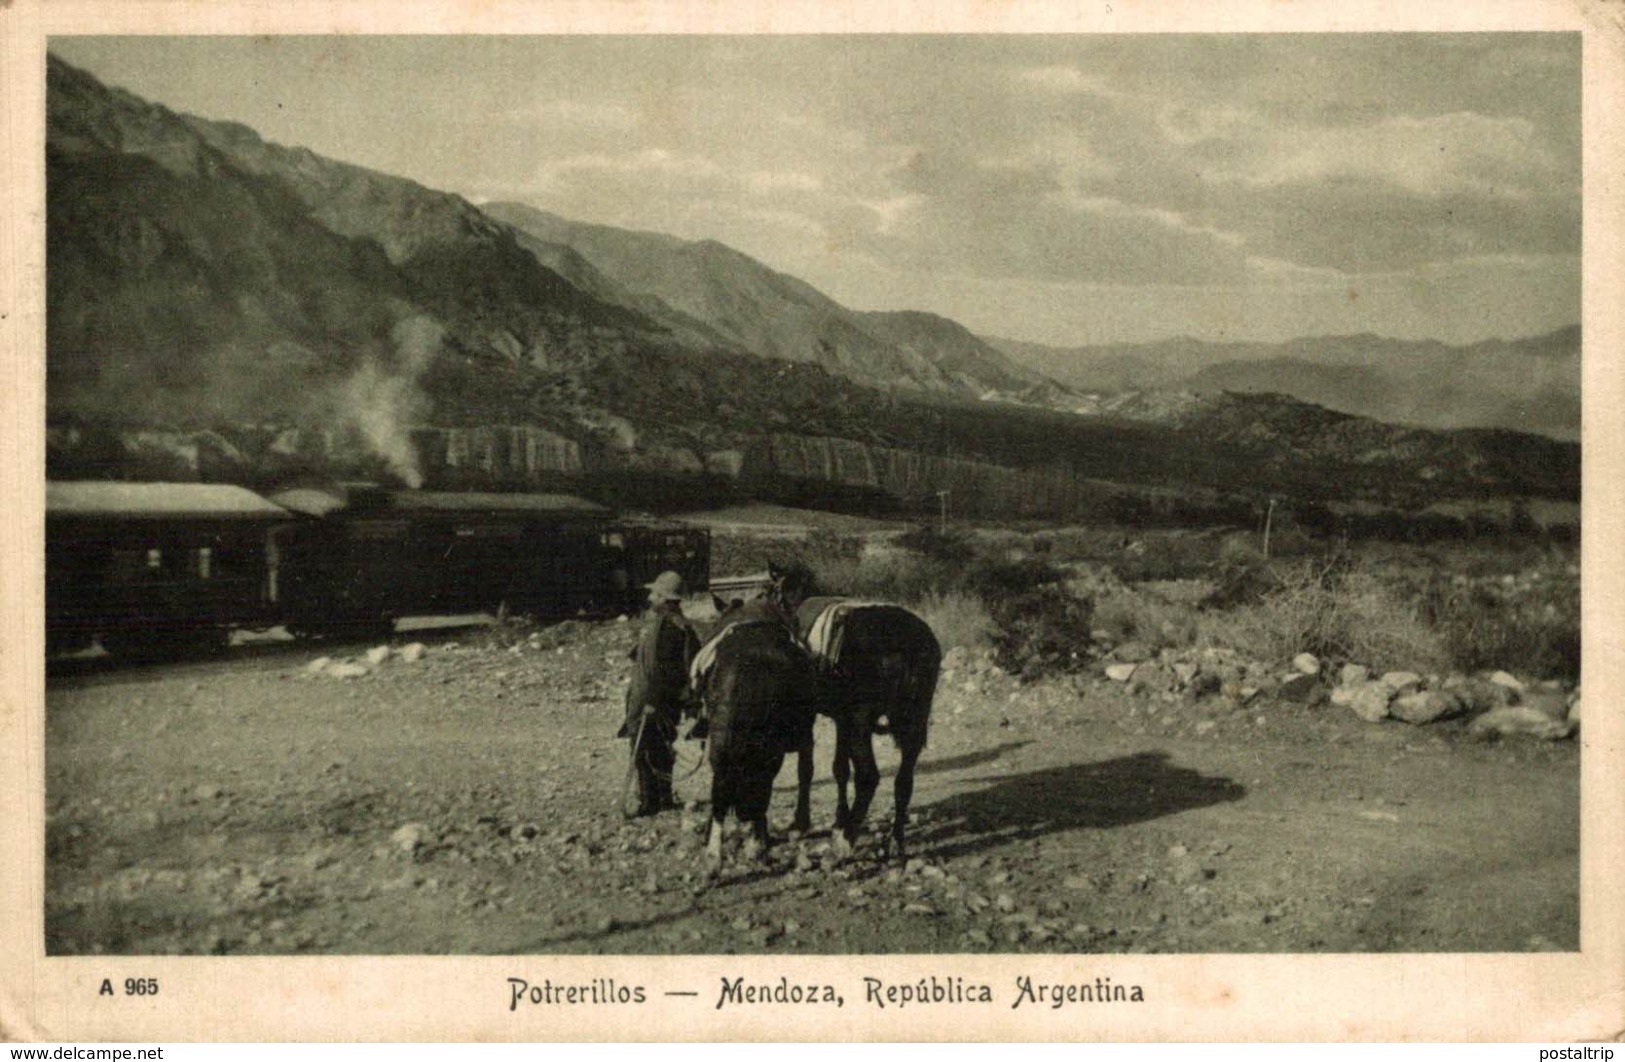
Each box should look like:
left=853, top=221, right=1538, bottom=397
left=50, top=34, right=1581, bottom=347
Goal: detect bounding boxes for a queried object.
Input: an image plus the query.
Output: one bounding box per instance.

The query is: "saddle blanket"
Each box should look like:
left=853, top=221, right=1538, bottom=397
left=689, top=619, right=793, bottom=689
left=806, top=600, right=886, bottom=668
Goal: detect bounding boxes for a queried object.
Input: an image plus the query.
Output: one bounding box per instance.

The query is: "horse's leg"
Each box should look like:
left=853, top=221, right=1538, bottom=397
left=830, top=720, right=852, bottom=840
left=791, top=734, right=813, bottom=836
left=743, top=815, right=770, bottom=863
left=706, top=775, right=729, bottom=874
left=890, top=738, right=923, bottom=865
left=844, top=722, right=881, bottom=850
left=706, top=814, right=724, bottom=874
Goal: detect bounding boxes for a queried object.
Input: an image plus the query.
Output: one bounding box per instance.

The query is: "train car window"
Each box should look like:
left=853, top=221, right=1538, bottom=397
left=602, top=532, right=625, bottom=549
left=352, top=520, right=411, bottom=541
left=146, top=548, right=162, bottom=570
left=454, top=524, right=522, bottom=539
left=197, top=547, right=213, bottom=580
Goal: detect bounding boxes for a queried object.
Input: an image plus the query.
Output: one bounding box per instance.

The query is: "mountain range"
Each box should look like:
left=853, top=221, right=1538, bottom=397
left=44, top=54, right=1580, bottom=514
left=988, top=327, right=1581, bottom=442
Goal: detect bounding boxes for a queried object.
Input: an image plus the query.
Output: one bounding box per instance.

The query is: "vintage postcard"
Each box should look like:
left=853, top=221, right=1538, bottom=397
left=2, top=0, right=1622, bottom=1043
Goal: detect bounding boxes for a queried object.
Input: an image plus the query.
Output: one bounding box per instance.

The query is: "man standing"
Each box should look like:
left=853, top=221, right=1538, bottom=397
left=619, top=570, right=699, bottom=817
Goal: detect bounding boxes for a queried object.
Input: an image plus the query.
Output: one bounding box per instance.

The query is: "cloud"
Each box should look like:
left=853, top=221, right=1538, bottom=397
left=1249, top=112, right=1560, bottom=198
left=1014, top=64, right=1119, bottom=98
left=498, top=99, right=638, bottom=131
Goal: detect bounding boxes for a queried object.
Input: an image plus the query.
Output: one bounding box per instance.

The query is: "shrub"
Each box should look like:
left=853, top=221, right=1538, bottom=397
left=963, top=555, right=1069, bottom=598
left=893, top=525, right=975, bottom=564
left=914, top=590, right=997, bottom=654
left=1422, top=576, right=1580, bottom=682
left=1093, top=590, right=1199, bottom=651
left=1211, top=561, right=1450, bottom=673
left=984, top=586, right=1095, bottom=677
left=810, top=549, right=955, bottom=603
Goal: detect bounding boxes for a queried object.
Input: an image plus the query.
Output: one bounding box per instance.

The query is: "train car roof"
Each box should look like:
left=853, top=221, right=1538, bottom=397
left=393, top=491, right=610, bottom=515
left=269, top=487, right=609, bottom=518
left=47, top=481, right=290, bottom=519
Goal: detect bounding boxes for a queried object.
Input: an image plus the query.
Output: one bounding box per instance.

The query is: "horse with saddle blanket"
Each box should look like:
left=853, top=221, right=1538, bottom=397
left=687, top=590, right=816, bottom=873
left=770, top=566, right=943, bottom=864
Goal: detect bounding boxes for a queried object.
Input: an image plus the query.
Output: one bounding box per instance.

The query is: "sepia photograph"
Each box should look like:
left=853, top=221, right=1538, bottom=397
left=4, top=0, right=1622, bottom=1044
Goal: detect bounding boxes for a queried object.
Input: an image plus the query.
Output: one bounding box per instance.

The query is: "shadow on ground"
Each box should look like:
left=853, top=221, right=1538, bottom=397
left=911, top=750, right=1247, bottom=861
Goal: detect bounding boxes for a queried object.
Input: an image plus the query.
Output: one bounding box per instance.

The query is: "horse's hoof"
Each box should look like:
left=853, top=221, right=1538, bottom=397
left=831, top=833, right=854, bottom=862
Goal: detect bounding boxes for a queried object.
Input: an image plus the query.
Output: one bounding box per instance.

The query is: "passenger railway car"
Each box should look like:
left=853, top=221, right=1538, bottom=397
left=45, top=481, right=290, bottom=656
left=268, top=485, right=621, bottom=635
left=45, top=480, right=713, bottom=657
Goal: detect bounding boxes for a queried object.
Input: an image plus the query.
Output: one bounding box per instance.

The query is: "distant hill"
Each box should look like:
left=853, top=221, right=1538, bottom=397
left=987, top=327, right=1581, bottom=441
left=483, top=202, right=1055, bottom=400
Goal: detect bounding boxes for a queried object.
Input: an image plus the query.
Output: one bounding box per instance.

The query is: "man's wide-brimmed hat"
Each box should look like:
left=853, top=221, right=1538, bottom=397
left=645, top=570, right=685, bottom=603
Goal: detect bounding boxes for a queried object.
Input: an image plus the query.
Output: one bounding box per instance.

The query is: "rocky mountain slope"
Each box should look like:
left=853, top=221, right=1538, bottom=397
left=483, top=202, right=1054, bottom=399
left=45, top=54, right=1578, bottom=516
left=989, top=328, right=1581, bottom=441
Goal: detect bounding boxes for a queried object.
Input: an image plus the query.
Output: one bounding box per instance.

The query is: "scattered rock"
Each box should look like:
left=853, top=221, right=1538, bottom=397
left=1488, top=671, right=1526, bottom=693
left=1104, top=663, right=1138, bottom=683
left=1442, top=675, right=1515, bottom=713
left=1277, top=672, right=1318, bottom=702
left=1520, top=690, right=1571, bottom=723
left=1345, top=682, right=1393, bottom=723
left=1339, top=663, right=1370, bottom=687
left=1114, top=642, right=1153, bottom=663
left=1469, top=706, right=1575, bottom=742
left=1379, top=672, right=1422, bottom=694
left=1292, top=653, right=1321, bottom=676
left=391, top=823, right=431, bottom=853
left=397, top=642, right=427, bottom=664
left=305, top=657, right=332, bottom=674
left=364, top=645, right=392, bottom=667
left=193, top=783, right=223, bottom=802
left=1390, top=690, right=1467, bottom=726
left=326, top=662, right=370, bottom=680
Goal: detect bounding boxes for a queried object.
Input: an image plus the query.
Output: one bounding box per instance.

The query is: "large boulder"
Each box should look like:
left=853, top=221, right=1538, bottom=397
left=1441, top=674, right=1516, bottom=713
left=1379, top=671, right=1423, bottom=694
left=1390, top=689, right=1468, bottom=726
left=1342, top=681, right=1393, bottom=723
left=1277, top=672, right=1319, bottom=702
left=1339, top=663, right=1371, bottom=687
left=1469, top=706, right=1575, bottom=741
left=1520, top=689, right=1572, bottom=723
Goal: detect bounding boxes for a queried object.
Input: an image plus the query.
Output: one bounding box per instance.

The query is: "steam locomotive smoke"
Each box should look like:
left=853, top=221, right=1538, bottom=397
left=346, top=316, right=442, bottom=489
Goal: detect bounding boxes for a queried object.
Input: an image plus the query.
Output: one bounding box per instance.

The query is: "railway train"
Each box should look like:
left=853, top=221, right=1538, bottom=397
left=45, top=480, right=710, bottom=658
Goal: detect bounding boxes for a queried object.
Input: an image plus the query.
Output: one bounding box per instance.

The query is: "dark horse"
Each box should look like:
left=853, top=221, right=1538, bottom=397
left=689, top=595, right=817, bottom=872
left=768, top=566, right=943, bottom=863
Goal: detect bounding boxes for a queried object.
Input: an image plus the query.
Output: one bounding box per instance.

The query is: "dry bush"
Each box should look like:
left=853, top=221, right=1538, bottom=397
left=1423, top=577, right=1580, bottom=682
left=985, top=586, right=1095, bottom=676
left=811, top=550, right=955, bottom=602
left=914, top=590, right=997, bottom=654
left=1093, top=590, right=1199, bottom=651
left=1212, top=561, right=1450, bottom=673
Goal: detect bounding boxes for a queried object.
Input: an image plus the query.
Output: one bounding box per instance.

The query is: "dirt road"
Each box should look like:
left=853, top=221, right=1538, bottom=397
left=44, top=618, right=1578, bottom=955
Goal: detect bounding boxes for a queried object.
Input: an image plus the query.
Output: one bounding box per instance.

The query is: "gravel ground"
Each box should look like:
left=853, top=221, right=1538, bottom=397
left=44, top=617, right=1578, bottom=956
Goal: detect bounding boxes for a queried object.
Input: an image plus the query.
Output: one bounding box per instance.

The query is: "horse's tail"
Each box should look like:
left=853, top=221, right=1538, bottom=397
left=882, top=617, right=942, bottom=749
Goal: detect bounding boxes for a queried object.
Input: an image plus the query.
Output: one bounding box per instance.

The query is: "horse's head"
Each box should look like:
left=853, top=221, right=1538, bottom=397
left=766, top=561, right=815, bottom=614
left=700, top=594, right=747, bottom=641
